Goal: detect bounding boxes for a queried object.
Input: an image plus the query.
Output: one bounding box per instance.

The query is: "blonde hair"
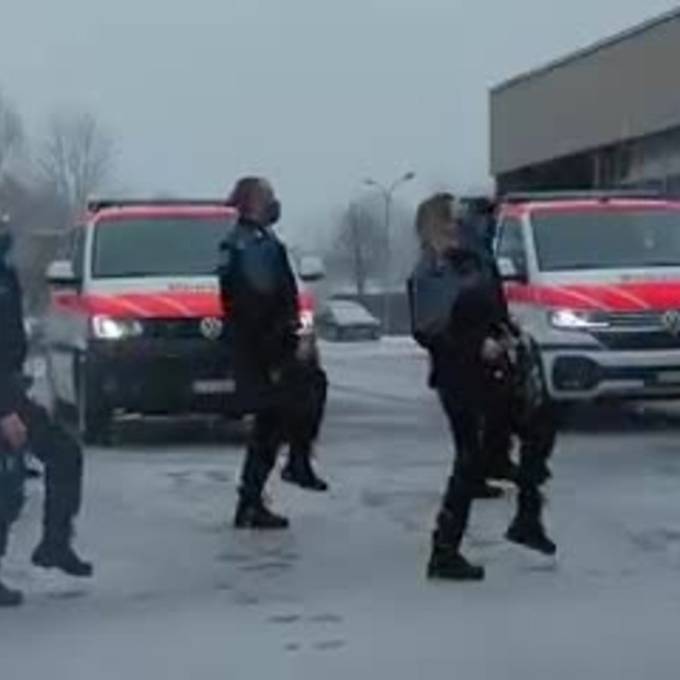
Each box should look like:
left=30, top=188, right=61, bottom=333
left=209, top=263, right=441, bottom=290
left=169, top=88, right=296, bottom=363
left=415, top=193, right=462, bottom=255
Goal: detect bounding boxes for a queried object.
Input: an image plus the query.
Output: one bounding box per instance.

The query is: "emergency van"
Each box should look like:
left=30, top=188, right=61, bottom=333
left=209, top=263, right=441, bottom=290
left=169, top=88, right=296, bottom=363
left=495, top=191, right=680, bottom=403
left=44, top=199, right=321, bottom=442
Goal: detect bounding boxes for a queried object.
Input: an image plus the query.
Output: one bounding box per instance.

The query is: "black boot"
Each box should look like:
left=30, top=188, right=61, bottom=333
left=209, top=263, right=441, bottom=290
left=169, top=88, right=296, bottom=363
left=427, top=542, right=485, bottom=581
left=0, top=578, right=23, bottom=607
left=282, top=449, right=329, bottom=492
left=32, top=540, right=93, bottom=577
left=427, top=486, right=483, bottom=582
left=427, top=522, right=485, bottom=582
left=234, top=498, right=290, bottom=530
left=505, top=488, right=557, bottom=556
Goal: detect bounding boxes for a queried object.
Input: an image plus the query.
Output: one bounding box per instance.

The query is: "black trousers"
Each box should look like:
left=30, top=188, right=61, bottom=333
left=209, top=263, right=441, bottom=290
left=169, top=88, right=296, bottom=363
left=434, top=386, right=557, bottom=550
left=238, top=362, right=328, bottom=503
left=434, top=388, right=491, bottom=549
left=514, top=400, right=556, bottom=491
left=286, top=363, right=328, bottom=456
left=0, top=394, right=83, bottom=557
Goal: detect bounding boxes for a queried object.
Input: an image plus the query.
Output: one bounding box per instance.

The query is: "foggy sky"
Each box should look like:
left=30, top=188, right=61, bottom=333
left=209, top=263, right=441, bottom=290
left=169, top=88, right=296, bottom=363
left=1, top=0, right=678, bottom=234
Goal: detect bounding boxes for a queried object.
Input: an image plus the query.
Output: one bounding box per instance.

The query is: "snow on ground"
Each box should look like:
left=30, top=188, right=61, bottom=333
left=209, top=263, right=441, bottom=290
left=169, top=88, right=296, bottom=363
left=3, top=340, right=680, bottom=678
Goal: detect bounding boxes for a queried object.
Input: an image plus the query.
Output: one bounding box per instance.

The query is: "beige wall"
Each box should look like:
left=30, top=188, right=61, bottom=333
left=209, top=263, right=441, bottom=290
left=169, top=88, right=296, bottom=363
left=490, top=12, right=680, bottom=175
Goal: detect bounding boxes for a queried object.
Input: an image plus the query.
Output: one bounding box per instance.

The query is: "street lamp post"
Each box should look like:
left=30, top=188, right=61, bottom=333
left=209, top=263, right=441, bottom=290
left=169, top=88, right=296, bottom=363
left=364, top=171, right=415, bottom=334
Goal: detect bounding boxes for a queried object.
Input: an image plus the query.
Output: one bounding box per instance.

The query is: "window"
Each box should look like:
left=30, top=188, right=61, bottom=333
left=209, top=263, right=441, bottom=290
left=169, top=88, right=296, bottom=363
left=92, top=216, right=235, bottom=278
left=532, top=209, right=680, bottom=271
left=496, top=217, right=526, bottom=271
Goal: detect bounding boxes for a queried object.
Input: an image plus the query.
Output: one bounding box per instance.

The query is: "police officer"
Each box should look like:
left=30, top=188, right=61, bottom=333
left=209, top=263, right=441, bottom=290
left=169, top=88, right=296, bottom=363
left=219, top=177, right=327, bottom=529
left=500, top=329, right=557, bottom=555
left=409, top=195, right=556, bottom=582
left=458, top=196, right=557, bottom=552
left=409, top=193, right=512, bottom=580
left=0, top=215, right=92, bottom=606
left=459, top=196, right=519, bottom=485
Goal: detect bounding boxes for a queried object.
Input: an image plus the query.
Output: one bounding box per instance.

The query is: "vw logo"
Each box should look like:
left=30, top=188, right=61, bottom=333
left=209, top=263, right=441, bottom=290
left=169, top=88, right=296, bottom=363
left=662, top=310, right=680, bottom=337
left=199, top=317, right=224, bottom=341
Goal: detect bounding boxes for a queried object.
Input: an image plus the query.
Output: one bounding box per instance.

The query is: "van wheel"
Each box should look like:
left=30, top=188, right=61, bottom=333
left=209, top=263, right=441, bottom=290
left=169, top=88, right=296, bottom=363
left=75, top=360, right=113, bottom=446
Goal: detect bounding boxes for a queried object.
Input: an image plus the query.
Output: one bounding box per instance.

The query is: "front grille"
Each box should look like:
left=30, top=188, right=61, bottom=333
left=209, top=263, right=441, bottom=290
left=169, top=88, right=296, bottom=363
left=593, top=331, right=680, bottom=351
left=142, top=318, right=223, bottom=340
left=590, top=309, right=680, bottom=351
left=595, top=311, right=666, bottom=328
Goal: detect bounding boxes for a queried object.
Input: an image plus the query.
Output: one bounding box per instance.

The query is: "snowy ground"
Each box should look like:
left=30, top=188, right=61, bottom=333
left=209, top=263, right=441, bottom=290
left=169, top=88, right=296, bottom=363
left=3, top=340, right=680, bottom=678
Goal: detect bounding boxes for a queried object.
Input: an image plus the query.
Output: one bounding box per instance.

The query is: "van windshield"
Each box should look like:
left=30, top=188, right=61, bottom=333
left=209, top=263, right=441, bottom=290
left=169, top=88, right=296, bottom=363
left=532, top=209, right=680, bottom=271
left=92, top=217, right=235, bottom=278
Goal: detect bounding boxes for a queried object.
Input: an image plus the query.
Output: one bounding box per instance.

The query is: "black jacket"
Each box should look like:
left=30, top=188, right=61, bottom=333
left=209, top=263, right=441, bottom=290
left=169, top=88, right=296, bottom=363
left=423, top=247, right=509, bottom=398
left=0, top=263, right=27, bottom=417
left=218, top=219, right=299, bottom=411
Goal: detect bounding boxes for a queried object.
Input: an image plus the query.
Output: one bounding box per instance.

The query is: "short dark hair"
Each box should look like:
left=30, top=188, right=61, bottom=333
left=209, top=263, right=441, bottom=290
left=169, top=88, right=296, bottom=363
left=226, top=177, right=267, bottom=214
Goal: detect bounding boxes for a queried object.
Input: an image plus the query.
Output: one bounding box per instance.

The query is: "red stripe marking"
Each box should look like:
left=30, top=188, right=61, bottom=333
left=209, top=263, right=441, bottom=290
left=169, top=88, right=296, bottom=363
left=506, top=282, right=680, bottom=312
left=53, top=290, right=314, bottom=320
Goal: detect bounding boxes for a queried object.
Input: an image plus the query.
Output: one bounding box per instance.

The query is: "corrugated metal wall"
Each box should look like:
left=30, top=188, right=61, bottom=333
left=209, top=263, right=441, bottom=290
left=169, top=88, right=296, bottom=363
left=490, top=11, right=680, bottom=176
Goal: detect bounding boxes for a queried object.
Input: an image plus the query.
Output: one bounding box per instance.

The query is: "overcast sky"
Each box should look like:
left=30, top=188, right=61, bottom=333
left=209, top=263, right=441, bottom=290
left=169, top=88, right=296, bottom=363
left=1, top=0, right=678, bottom=232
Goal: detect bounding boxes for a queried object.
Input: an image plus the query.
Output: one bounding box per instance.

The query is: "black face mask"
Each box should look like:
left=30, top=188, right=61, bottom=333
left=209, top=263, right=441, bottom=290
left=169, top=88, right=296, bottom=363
left=265, top=200, right=281, bottom=227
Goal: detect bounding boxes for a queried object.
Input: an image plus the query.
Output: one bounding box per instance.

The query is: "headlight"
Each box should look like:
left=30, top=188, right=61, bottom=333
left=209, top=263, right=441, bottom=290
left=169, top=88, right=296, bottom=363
left=92, top=315, right=144, bottom=340
left=549, top=309, right=609, bottom=330
left=299, top=309, right=315, bottom=335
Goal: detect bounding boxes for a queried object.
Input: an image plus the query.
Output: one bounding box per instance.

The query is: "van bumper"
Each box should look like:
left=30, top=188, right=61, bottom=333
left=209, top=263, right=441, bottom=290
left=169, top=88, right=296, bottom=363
left=542, top=347, right=680, bottom=401
left=86, top=339, right=240, bottom=416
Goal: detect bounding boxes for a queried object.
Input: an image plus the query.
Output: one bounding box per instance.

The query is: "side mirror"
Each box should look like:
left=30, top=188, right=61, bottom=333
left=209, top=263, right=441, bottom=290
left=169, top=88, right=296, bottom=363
left=298, top=255, right=325, bottom=282
left=497, top=256, right=527, bottom=283
left=47, top=260, right=80, bottom=288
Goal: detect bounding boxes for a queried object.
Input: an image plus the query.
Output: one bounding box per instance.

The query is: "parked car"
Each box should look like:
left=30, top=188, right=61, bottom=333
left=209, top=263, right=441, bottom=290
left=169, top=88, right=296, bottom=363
left=495, top=190, right=680, bottom=403
left=316, top=300, right=381, bottom=341
left=44, top=198, right=323, bottom=443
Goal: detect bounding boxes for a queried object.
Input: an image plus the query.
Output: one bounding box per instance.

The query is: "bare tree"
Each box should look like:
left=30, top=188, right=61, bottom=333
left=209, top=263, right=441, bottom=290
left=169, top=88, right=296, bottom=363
left=40, top=111, right=115, bottom=216
left=333, top=200, right=385, bottom=298
left=0, top=90, right=25, bottom=177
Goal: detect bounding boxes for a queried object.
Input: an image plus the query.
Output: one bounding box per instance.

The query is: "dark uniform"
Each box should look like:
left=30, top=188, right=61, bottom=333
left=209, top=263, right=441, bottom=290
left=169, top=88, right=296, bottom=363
left=279, top=355, right=329, bottom=492
left=0, top=251, right=91, bottom=596
left=219, top=217, right=305, bottom=528
left=459, top=197, right=518, bottom=483
left=501, top=330, right=557, bottom=553
left=410, top=245, right=511, bottom=580
left=410, top=238, right=557, bottom=582
left=459, top=197, right=557, bottom=551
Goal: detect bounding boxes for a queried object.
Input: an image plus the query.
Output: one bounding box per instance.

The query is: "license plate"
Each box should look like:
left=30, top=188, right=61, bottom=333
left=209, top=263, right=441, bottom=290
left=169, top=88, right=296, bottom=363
left=655, top=371, right=680, bottom=385
left=192, top=379, right=236, bottom=395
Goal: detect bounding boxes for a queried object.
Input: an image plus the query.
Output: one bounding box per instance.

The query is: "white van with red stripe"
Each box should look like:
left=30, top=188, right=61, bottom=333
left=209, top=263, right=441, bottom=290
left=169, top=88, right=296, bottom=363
left=495, top=192, right=680, bottom=402
left=44, top=199, right=318, bottom=442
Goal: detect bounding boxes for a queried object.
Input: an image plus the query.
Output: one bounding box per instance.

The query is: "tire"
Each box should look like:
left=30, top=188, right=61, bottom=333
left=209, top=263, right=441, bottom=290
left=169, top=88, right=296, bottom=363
left=75, top=355, right=113, bottom=446
left=551, top=400, right=575, bottom=430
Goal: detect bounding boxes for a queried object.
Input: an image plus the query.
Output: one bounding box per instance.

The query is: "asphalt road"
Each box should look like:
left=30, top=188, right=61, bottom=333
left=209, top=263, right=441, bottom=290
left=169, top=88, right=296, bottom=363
left=3, top=340, right=680, bottom=678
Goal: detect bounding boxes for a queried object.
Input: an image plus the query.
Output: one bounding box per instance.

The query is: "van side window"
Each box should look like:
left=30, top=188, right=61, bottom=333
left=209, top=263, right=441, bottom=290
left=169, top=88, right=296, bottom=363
left=496, top=217, right=526, bottom=273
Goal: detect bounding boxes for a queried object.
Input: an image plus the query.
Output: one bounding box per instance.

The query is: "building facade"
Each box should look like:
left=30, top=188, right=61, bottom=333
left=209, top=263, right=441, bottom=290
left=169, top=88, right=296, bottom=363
left=490, top=9, right=680, bottom=194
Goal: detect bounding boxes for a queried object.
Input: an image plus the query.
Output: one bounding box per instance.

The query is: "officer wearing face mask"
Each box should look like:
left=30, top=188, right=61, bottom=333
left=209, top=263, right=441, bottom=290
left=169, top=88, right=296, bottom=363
left=0, top=214, right=92, bottom=607
left=219, top=177, right=327, bottom=529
